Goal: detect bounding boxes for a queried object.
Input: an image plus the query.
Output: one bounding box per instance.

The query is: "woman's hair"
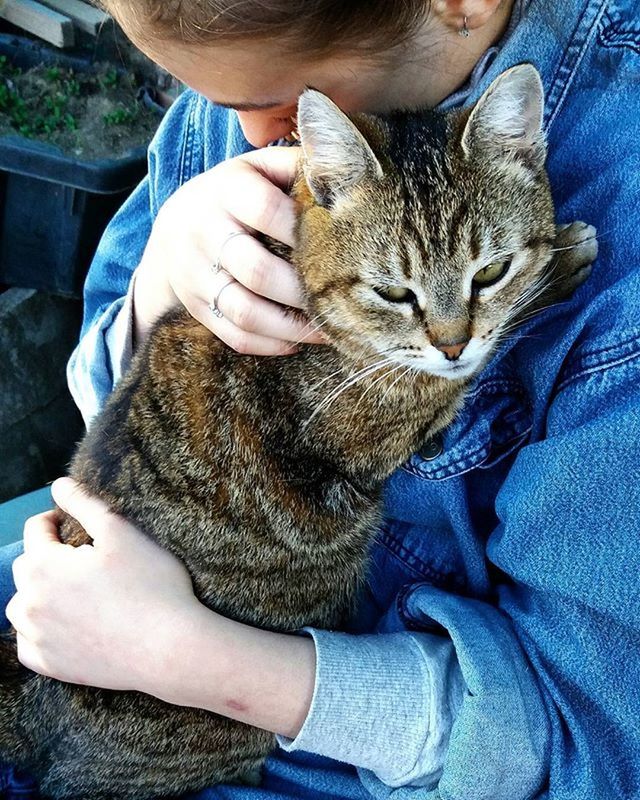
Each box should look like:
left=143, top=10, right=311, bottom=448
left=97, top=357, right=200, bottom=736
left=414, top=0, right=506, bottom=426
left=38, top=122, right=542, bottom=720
left=97, top=0, right=430, bottom=58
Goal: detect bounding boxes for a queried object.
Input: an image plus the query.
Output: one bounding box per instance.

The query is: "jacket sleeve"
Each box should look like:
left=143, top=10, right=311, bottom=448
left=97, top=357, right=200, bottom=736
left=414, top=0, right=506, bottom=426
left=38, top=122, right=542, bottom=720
left=364, top=336, right=640, bottom=800
left=66, top=90, right=215, bottom=425
left=277, top=628, right=466, bottom=788
left=66, top=183, right=150, bottom=425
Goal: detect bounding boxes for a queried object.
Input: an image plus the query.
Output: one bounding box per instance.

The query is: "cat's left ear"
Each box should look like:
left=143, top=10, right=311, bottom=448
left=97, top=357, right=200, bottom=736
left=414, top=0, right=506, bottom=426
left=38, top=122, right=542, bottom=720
left=461, top=63, right=546, bottom=170
left=297, top=89, right=383, bottom=207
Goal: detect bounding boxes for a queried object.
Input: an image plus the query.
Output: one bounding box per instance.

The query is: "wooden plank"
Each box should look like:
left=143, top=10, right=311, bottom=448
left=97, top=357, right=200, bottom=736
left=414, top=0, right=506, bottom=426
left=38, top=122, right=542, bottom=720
left=36, top=0, right=110, bottom=36
left=0, top=0, right=75, bottom=47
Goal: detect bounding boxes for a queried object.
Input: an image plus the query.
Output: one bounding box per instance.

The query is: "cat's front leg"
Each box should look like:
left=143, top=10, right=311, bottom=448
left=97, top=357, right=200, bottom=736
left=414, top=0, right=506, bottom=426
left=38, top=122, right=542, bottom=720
left=545, top=221, right=598, bottom=301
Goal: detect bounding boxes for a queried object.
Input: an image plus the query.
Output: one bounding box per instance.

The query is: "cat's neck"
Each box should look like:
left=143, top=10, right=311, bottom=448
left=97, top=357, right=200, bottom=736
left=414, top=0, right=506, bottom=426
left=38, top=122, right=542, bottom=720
left=276, top=346, right=465, bottom=484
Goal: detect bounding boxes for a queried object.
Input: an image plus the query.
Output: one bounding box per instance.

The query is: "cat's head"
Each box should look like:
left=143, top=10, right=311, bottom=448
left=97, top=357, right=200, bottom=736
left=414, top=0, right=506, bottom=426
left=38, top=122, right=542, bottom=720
left=293, top=64, right=556, bottom=379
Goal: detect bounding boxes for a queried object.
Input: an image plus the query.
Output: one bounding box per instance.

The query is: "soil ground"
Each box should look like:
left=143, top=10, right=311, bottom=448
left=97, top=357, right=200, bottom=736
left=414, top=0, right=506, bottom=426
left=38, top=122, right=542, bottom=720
left=0, top=58, right=162, bottom=159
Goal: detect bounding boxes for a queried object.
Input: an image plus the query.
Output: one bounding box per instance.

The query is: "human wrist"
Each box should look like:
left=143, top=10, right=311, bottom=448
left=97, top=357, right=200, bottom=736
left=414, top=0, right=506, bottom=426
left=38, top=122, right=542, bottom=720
left=132, top=253, right=177, bottom=348
left=144, top=600, right=222, bottom=706
left=146, top=602, right=316, bottom=738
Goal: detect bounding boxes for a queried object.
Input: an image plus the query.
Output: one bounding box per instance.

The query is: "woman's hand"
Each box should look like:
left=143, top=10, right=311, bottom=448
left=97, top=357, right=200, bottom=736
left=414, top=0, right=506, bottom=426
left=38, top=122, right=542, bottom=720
left=133, top=146, right=325, bottom=355
left=6, top=478, right=316, bottom=737
left=6, top=478, right=201, bottom=695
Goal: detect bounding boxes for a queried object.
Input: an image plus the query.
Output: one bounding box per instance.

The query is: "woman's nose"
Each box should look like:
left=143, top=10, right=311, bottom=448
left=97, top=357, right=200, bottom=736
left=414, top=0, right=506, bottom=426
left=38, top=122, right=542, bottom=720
left=236, top=111, right=295, bottom=148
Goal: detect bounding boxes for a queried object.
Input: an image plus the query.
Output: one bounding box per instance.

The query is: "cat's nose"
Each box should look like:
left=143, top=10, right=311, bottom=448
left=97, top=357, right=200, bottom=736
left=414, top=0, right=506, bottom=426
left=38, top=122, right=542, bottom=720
left=433, top=339, right=469, bottom=361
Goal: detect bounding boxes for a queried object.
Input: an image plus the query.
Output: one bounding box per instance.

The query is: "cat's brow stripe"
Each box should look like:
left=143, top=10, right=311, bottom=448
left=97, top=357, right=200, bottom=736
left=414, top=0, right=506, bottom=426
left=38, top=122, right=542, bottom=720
left=400, top=203, right=428, bottom=280
left=447, top=200, right=470, bottom=259
left=315, top=276, right=360, bottom=298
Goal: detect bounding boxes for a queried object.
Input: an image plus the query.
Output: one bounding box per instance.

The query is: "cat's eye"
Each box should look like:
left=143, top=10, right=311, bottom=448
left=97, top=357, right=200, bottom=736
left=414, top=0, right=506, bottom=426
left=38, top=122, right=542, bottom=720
left=472, top=260, right=511, bottom=289
left=374, top=286, right=417, bottom=304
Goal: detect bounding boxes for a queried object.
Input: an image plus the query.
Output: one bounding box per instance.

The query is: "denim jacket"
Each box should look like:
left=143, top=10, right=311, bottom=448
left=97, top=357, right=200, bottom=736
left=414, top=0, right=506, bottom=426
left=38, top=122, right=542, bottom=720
left=67, top=1, right=640, bottom=798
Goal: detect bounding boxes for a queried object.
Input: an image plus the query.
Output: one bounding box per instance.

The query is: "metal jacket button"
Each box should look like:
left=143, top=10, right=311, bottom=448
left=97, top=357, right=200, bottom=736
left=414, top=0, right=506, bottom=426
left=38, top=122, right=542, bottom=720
left=419, top=434, right=443, bottom=461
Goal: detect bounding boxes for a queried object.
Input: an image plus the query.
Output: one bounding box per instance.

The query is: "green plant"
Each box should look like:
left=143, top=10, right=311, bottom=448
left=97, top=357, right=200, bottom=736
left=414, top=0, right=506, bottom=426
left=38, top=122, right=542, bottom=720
left=0, top=55, right=154, bottom=152
left=0, top=62, right=83, bottom=138
left=99, top=66, right=119, bottom=90
left=103, top=106, right=137, bottom=126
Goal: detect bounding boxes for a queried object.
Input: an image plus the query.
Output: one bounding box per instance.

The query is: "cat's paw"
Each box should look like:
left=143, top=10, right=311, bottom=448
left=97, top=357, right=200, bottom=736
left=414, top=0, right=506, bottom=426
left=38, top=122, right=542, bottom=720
left=551, top=221, right=598, bottom=296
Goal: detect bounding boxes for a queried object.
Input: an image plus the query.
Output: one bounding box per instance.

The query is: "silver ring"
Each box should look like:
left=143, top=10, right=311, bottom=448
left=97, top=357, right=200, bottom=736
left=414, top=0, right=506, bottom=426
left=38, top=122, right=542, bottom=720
left=212, top=230, right=251, bottom=275
left=209, top=274, right=235, bottom=319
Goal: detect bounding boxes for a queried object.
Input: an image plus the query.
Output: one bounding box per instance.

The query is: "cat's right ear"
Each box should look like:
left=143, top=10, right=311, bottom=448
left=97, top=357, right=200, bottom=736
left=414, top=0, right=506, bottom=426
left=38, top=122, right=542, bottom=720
left=297, top=89, right=383, bottom=208
left=461, top=63, right=546, bottom=171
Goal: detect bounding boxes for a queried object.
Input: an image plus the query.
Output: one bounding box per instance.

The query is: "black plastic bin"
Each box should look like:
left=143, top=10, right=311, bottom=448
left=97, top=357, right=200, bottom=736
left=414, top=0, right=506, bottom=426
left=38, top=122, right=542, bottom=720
left=0, top=34, right=157, bottom=298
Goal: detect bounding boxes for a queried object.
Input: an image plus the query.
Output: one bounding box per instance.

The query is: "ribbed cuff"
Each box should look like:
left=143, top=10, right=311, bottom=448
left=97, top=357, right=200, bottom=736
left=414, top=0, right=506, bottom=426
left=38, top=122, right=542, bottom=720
left=277, top=629, right=464, bottom=788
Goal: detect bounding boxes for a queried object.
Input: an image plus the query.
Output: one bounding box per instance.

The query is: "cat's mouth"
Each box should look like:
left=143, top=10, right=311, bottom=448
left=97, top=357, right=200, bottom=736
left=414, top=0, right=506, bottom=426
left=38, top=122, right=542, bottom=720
left=396, top=341, right=490, bottom=381
left=417, top=360, right=479, bottom=380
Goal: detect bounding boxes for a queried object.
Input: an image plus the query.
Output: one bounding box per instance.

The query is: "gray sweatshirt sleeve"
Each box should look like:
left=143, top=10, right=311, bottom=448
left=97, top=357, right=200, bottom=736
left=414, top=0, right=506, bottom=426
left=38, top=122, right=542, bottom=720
left=277, top=629, right=466, bottom=789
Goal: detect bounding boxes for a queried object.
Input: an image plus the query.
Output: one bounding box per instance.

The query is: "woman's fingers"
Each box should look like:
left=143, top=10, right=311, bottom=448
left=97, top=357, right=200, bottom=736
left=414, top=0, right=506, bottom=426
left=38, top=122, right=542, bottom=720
left=204, top=315, right=300, bottom=357
left=22, top=510, right=61, bottom=555
left=134, top=146, right=326, bottom=356
left=211, top=279, right=324, bottom=347
left=50, top=478, right=113, bottom=546
left=219, top=231, right=305, bottom=309
left=171, top=242, right=325, bottom=352
left=220, top=152, right=299, bottom=248
left=241, top=146, right=302, bottom=192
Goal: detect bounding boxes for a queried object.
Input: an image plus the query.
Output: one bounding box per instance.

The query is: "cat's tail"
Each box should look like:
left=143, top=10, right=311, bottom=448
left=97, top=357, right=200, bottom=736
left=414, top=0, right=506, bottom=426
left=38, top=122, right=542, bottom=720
left=0, top=631, right=32, bottom=760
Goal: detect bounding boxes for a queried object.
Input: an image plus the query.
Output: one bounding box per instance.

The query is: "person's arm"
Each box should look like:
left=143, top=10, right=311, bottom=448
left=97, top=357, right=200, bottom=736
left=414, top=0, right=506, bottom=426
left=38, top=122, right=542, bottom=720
left=8, top=479, right=463, bottom=781
left=7, top=478, right=315, bottom=739
left=274, top=336, right=640, bottom=800
left=67, top=89, right=204, bottom=425
left=351, top=340, right=640, bottom=800
left=67, top=180, right=152, bottom=425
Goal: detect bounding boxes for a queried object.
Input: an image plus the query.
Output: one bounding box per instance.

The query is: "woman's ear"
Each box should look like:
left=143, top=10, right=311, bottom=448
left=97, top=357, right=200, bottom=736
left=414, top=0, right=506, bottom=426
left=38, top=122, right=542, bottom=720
left=433, top=0, right=506, bottom=33
left=297, top=89, right=383, bottom=208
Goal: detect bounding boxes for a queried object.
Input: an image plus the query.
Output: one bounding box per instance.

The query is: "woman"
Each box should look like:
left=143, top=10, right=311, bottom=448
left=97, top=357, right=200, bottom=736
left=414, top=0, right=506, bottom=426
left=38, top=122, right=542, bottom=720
left=3, top=1, right=639, bottom=798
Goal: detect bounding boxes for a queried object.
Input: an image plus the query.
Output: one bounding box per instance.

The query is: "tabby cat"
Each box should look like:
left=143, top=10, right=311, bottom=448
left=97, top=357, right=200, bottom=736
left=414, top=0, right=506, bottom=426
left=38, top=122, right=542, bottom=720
left=0, top=64, right=596, bottom=799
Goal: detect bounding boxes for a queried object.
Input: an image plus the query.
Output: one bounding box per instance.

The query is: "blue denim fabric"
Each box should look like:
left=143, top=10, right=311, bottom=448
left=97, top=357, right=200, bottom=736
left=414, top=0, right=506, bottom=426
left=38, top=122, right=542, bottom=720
left=4, top=0, right=640, bottom=798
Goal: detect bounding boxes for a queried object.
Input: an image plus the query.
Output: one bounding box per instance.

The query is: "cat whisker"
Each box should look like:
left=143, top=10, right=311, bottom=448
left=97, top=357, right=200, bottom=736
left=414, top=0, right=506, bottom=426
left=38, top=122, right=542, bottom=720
left=548, top=237, right=598, bottom=254
left=378, top=365, right=416, bottom=406
left=310, top=357, right=395, bottom=406
left=346, top=364, right=402, bottom=424
left=304, top=357, right=400, bottom=427
left=502, top=269, right=558, bottom=326
left=288, top=311, right=344, bottom=349
left=351, top=359, right=412, bottom=415
left=497, top=289, right=567, bottom=338
left=307, top=346, right=403, bottom=393
left=548, top=227, right=611, bottom=255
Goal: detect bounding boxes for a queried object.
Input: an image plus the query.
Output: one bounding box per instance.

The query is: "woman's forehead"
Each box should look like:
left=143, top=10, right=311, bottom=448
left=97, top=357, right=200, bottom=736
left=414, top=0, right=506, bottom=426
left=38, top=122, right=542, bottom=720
left=141, top=37, right=387, bottom=112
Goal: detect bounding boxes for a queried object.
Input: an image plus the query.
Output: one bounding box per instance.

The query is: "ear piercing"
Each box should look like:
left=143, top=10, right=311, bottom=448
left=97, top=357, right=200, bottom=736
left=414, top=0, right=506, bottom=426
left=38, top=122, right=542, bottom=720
left=459, top=16, right=470, bottom=37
